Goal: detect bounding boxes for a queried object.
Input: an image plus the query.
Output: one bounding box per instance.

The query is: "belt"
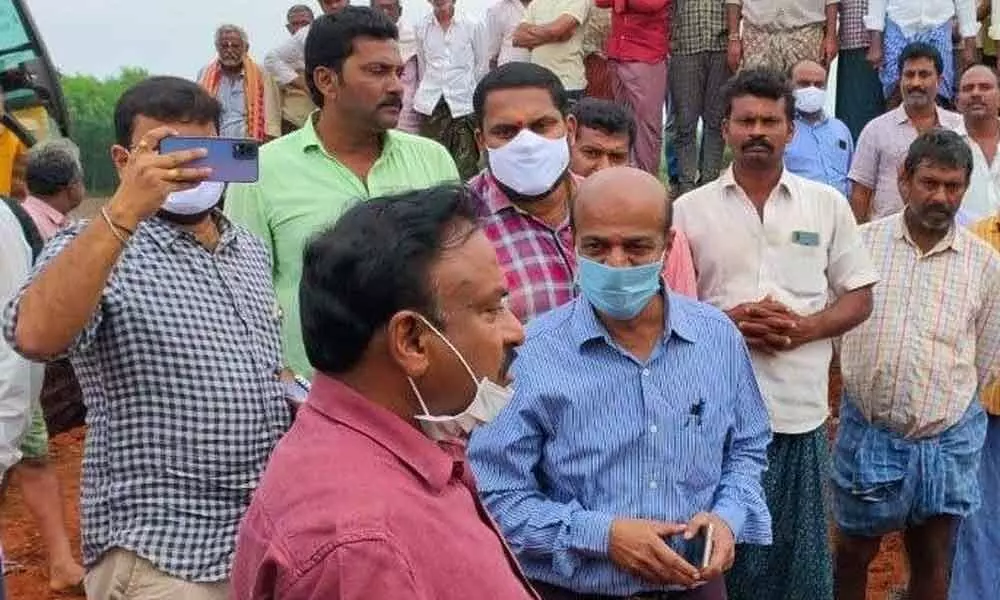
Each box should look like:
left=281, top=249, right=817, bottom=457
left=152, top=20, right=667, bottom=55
left=531, top=581, right=694, bottom=600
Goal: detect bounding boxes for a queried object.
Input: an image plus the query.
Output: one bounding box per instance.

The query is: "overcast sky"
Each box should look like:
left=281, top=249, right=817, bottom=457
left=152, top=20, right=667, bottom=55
left=28, top=0, right=494, bottom=79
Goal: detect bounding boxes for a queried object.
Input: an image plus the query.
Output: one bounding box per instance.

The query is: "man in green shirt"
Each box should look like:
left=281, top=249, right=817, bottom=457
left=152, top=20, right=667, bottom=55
left=226, top=7, right=459, bottom=378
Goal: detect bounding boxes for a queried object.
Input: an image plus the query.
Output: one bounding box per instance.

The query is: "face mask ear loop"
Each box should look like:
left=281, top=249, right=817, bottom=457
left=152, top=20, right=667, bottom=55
left=415, top=314, right=480, bottom=385
left=407, top=377, right=434, bottom=417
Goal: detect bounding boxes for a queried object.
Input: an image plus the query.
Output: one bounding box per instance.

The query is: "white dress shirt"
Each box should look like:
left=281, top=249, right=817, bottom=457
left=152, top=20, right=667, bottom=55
left=864, top=0, right=978, bottom=38
left=0, top=202, right=40, bottom=483
left=957, top=124, right=1000, bottom=226
left=414, top=15, right=488, bottom=118
left=675, top=169, right=880, bottom=434
left=263, top=25, right=309, bottom=86
left=486, top=0, right=531, bottom=65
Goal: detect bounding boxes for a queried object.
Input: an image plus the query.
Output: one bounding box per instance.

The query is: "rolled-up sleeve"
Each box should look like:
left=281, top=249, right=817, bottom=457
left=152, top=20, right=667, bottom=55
left=2, top=223, right=107, bottom=362
left=712, top=335, right=773, bottom=545
left=264, top=27, right=308, bottom=86
left=847, top=122, right=880, bottom=189
left=468, top=360, right=614, bottom=579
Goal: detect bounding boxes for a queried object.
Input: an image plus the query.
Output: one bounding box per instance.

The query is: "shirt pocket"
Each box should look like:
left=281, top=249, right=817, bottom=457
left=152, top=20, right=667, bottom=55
left=676, top=399, right=729, bottom=491
left=772, top=243, right=828, bottom=298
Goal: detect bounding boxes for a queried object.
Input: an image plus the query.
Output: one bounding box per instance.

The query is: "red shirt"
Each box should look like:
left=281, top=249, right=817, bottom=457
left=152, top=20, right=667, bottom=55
left=230, top=375, right=538, bottom=600
left=597, top=0, right=671, bottom=63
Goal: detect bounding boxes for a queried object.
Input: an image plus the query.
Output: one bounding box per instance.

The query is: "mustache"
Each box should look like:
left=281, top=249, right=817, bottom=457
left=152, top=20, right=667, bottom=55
left=500, top=346, right=518, bottom=379
left=742, top=138, right=773, bottom=152
left=378, top=95, right=403, bottom=110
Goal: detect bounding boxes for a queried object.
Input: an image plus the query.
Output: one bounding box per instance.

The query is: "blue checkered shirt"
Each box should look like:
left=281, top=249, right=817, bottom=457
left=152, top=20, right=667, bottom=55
left=3, top=214, right=292, bottom=582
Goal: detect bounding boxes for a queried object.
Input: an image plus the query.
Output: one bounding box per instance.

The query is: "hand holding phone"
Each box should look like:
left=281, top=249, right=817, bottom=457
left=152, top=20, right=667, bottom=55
left=683, top=513, right=735, bottom=581
left=158, top=136, right=260, bottom=183
left=680, top=523, right=714, bottom=569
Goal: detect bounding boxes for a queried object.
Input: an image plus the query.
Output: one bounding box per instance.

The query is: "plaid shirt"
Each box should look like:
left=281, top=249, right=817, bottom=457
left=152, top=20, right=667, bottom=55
left=671, top=0, right=727, bottom=56
left=469, top=172, right=577, bottom=323
left=840, top=0, right=871, bottom=50
left=3, top=214, right=292, bottom=582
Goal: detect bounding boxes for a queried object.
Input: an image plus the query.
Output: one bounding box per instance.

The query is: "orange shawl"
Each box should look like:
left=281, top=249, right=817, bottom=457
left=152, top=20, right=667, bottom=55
left=199, top=56, right=266, bottom=141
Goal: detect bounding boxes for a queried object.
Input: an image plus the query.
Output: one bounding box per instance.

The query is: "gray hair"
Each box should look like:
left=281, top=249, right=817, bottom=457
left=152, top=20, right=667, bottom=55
left=215, top=24, right=249, bottom=46
left=287, top=4, right=314, bottom=20
left=26, top=138, right=83, bottom=197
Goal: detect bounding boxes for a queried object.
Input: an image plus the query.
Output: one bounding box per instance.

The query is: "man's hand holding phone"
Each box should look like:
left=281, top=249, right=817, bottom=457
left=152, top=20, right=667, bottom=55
left=107, top=126, right=212, bottom=231
left=684, top=512, right=736, bottom=581
left=608, top=518, right=701, bottom=587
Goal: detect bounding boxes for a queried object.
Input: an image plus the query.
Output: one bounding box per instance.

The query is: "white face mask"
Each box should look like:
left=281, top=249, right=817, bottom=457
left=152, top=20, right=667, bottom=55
left=793, top=86, right=826, bottom=115
left=487, top=129, right=570, bottom=197
left=408, top=316, right=513, bottom=442
left=161, top=181, right=226, bottom=215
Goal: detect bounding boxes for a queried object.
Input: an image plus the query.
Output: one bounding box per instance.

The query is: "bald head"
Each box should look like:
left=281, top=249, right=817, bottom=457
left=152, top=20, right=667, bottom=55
left=791, top=60, right=828, bottom=89
left=958, top=65, right=1000, bottom=120
left=573, top=167, right=672, bottom=266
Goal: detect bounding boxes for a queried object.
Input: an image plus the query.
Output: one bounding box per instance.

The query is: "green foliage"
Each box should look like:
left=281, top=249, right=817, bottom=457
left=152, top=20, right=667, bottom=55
left=61, top=67, right=149, bottom=196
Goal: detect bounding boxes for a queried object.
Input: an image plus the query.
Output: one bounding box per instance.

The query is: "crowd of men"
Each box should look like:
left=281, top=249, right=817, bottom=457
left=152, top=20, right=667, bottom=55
left=1, top=1, right=1000, bottom=599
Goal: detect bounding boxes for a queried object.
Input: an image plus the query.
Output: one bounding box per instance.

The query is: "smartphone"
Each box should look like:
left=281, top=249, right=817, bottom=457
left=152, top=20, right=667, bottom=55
left=680, top=523, right=714, bottom=569
left=158, top=136, right=259, bottom=183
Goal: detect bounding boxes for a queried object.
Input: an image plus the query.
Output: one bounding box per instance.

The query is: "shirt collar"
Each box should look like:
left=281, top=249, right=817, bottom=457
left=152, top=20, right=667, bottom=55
left=473, top=169, right=582, bottom=223
left=142, top=210, right=239, bottom=251
left=22, top=195, right=67, bottom=227
left=892, top=211, right=962, bottom=256
left=307, top=373, right=458, bottom=492
left=718, top=165, right=794, bottom=198
left=569, top=288, right=699, bottom=350
left=297, top=112, right=398, bottom=158
left=893, top=104, right=952, bottom=127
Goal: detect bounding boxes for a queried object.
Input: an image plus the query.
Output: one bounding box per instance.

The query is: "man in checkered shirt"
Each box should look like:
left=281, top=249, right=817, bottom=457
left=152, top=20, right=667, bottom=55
left=2, top=76, right=292, bottom=599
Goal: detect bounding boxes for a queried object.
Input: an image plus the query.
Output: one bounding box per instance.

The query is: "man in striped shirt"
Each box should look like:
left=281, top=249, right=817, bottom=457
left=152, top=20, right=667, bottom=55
left=834, top=129, right=1000, bottom=600
left=469, top=166, right=772, bottom=600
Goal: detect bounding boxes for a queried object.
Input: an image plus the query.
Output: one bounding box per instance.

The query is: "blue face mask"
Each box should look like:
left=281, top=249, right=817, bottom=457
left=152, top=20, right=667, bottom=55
left=576, top=254, right=665, bottom=320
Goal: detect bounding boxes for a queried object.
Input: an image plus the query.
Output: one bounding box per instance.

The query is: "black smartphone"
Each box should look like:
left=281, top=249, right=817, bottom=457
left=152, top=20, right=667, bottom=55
left=679, top=523, right=714, bottom=569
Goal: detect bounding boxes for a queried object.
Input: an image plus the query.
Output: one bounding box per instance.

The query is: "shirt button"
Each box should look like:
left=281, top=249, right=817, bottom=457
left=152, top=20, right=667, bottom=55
left=649, top=480, right=658, bottom=489
left=642, top=368, right=651, bottom=377
left=650, top=424, right=658, bottom=433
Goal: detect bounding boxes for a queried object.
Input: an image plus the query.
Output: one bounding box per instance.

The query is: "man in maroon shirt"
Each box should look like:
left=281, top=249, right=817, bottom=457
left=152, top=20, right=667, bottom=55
left=597, top=0, right=671, bottom=175
left=230, top=185, right=536, bottom=600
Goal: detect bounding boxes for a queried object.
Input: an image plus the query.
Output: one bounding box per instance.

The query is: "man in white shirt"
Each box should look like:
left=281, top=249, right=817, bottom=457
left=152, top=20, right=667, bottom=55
left=674, top=68, right=879, bottom=600
left=486, top=0, right=532, bottom=68
left=0, top=201, right=42, bottom=599
left=864, top=0, right=977, bottom=103
left=849, top=42, right=964, bottom=222
left=513, top=0, right=591, bottom=101
left=414, top=0, right=488, bottom=179
left=263, top=0, right=348, bottom=131
left=372, top=0, right=421, bottom=133
left=956, top=65, right=1000, bottom=225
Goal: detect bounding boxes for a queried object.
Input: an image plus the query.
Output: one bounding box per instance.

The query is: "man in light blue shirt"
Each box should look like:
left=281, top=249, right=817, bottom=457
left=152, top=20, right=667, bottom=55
left=784, top=60, right=854, bottom=198
left=468, top=167, right=772, bottom=600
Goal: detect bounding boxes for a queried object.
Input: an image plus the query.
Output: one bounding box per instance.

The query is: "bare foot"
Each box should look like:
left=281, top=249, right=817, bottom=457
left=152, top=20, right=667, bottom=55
left=49, top=560, right=85, bottom=594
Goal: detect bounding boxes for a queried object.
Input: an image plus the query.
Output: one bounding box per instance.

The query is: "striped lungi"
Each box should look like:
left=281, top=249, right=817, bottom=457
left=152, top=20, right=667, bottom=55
left=726, top=424, right=834, bottom=600
left=879, top=19, right=955, bottom=100
left=948, top=414, right=1000, bottom=599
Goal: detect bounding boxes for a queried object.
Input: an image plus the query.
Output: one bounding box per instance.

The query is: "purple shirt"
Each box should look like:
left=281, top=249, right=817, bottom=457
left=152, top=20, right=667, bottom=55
left=848, top=104, right=963, bottom=220
left=230, top=374, right=538, bottom=600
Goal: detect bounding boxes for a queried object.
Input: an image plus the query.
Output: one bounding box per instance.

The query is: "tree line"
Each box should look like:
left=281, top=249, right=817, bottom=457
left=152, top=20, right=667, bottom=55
left=61, top=67, right=149, bottom=197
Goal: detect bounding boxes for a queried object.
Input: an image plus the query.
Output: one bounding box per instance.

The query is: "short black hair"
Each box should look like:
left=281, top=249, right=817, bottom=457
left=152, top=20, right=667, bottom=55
left=113, top=76, right=221, bottom=148
left=473, top=62, right=568, bottom=127
left=26, top=140, right=82, bottom=196
left=304, top=6, right=398, bottom=106
left=722, top=68, right=795, bottom=124
left=570, top=98, right=636, bottom=149
left=899, top=42, right=943, bottom=76
left=300, top=184, right=481, bottom=374
left=902, top=128, right=973, bottom=181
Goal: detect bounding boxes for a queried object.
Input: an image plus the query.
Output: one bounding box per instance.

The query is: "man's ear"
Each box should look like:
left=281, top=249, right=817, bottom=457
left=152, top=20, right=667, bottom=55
left=386, top=310, right=432, bottom=378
